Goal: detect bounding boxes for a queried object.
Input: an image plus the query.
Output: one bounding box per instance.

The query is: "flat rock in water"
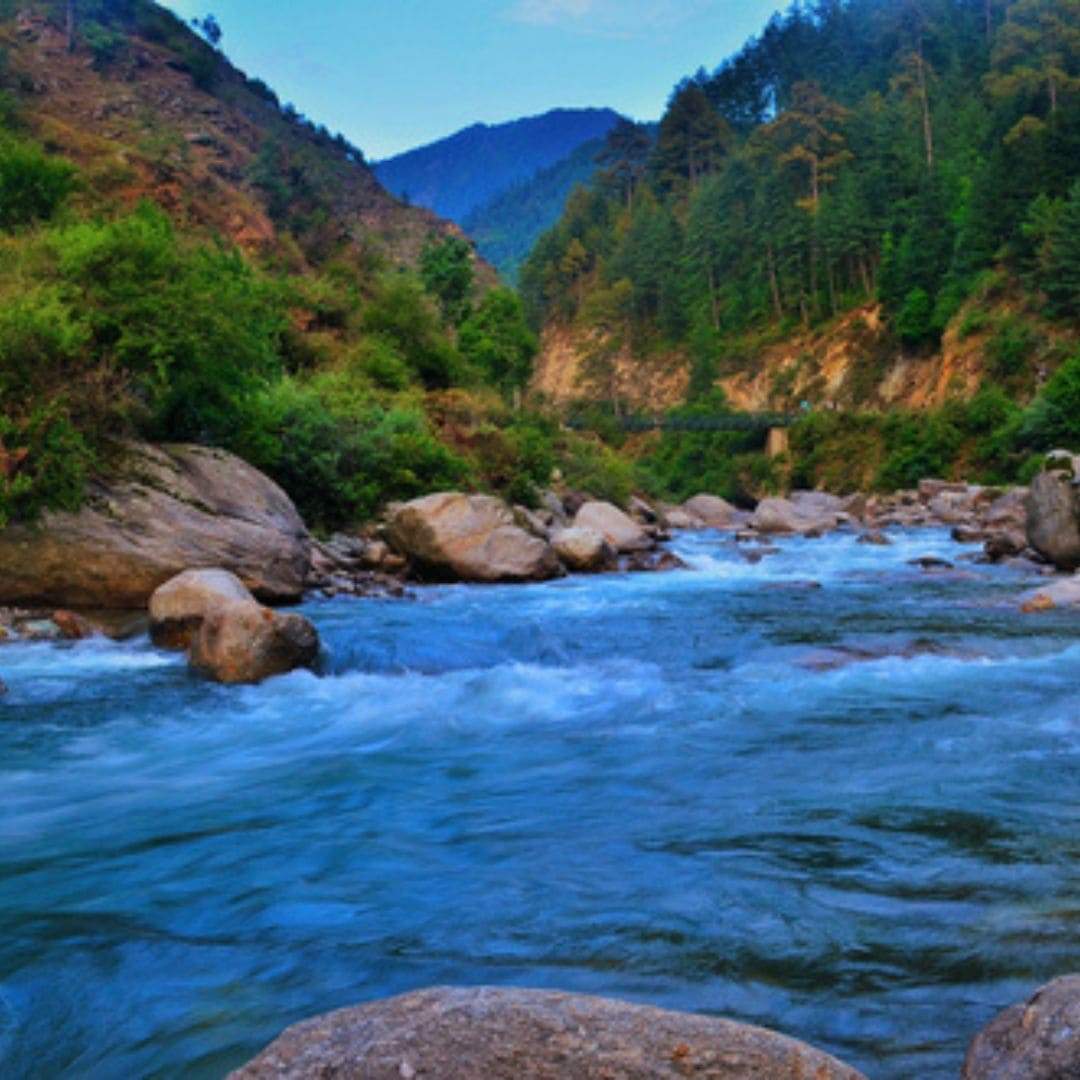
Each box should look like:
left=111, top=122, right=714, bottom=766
left=230, top=986, right=868, bottom=1080
left=962, top=974, right=1080, bottom=1079
left=0, top=443, right=311, bottom=608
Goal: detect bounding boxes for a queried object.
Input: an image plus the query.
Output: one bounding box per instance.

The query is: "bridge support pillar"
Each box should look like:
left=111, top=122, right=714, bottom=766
left=766, top=427, right=790, bottom=458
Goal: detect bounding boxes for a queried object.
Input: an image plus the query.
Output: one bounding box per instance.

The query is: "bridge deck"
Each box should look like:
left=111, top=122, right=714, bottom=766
left=565, top=413, right=800, bottom=433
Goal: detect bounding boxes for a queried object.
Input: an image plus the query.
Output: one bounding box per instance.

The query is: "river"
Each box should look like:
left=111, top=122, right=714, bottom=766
left=0, top=527, right=1077, bottom=1078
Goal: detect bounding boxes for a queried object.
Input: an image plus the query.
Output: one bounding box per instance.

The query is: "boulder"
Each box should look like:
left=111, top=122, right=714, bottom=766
left=551, top=527, right=616, bottom=572
left=962, top=975, right=1080, bottom=1079
left=513, top=504, right=552, bottom=540
left=1019, top=577, right=1080, bottom=612
left=385, top=493, right=563, bottom=583
left=662, top=506, right=705, bottom=530
left=683, top=493, right=739, bottom=528
left=149, top=568, right=255, bottom=650
left=985, top=489, right=1028, bottom=531
left=857, top=530, right=891, bottom=546
left=51, top=609, right=95, bottom=640
left=230, top=986, right=868, bottom=1080
left=574, top=501, right=654, bottom=553
left=1027, top=464, right=1080, bottom=571
left=188, top=600, right=319, bottom=685
left=751, top=497, right=836, bottom=535
left=0, top=443, right=311, bottom=609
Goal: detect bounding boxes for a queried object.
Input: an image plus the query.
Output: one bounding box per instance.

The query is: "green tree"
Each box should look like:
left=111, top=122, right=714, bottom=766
left=458, top=288, right=538, bottom=396
left=987, top=0, right=1080, bottom=130
left=420, top=235, right=475, bottom=326
left=593, top=118, right=652, bottom=209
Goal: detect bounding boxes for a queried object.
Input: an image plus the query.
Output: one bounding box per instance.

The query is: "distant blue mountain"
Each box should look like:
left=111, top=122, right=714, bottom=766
left=374, top=107, right=622, bottom=224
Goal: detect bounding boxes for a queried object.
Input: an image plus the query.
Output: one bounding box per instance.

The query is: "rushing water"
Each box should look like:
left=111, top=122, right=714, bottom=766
left=0, top=528, right=1077, bottom=1079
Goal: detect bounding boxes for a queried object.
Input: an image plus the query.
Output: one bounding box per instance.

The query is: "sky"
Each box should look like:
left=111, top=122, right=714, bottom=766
left=162, top=1, right=783, bottom=161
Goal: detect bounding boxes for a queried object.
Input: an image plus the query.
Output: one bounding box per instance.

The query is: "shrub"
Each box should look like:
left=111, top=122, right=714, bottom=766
left=0, top=139, right=78, bottom=229
left=0, top=404, right=92, bottom=528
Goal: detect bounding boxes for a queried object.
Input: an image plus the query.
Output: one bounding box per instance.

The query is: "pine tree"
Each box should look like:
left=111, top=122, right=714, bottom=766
left=1045, top=179, right=1080, bottom=316
left=594, top=119, right=651, bottom=210
left=763, top=81, right=853, bottom=212
left=987, top=0, right=1080, bottom=130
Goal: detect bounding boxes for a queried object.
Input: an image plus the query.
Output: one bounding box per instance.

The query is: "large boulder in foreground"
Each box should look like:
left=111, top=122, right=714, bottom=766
left=1027, top=456, right=1080, bottom=570
left=385, top=493, right=563, bottom=583
left=574, top=500, right=654, bottom=553
left=188, top=600, right=319, bottom=685
left=0, top=443, right=311, bottom=609
left=962, top=974, right=1080, bottom=1079
left=230, top=986, right=867, bottom=1080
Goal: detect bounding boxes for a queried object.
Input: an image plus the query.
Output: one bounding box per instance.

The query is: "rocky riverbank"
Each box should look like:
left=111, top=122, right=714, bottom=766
left=2, top=442, right=1079, bottom=661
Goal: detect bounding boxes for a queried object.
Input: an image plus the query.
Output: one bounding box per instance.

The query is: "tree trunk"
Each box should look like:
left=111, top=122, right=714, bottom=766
left=707, top=264, right=720, bottom=331
left=66, top=0, right=76, bottom=52
left=767, top=241, right=784, bottom=320
left=916, top=35, right=934, bottom=172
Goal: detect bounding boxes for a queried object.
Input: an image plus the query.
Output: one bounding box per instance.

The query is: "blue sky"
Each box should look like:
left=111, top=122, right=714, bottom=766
left=163, top=1, right=783, bottom=160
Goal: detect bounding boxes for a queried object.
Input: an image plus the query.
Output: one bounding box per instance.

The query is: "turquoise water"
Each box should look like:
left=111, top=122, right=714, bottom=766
left=0, top=529, right=1077, bottom=1078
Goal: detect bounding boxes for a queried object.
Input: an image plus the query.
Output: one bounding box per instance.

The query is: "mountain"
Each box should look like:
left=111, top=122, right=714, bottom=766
left=373, top=107, right=622, bottom=224
left=0, top=0, right=561, bottom=534
left=461, top=136, right=606, bottom=284
left=0, top=1, right=457, bottom=268
left=520, top=0, right=1080, bottom=499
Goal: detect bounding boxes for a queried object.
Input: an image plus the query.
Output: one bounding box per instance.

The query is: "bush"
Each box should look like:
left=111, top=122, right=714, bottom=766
left=235, top=377, right=471, bottom=529
left=0, top=139, right=78, bottom=229
left=0, top=404, right=92, bottom=528
left=1018, top=349, right=1080, bottom=450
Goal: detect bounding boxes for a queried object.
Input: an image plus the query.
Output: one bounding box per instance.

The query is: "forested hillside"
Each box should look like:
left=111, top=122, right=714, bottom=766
left=0, top=0, right=628, bottom=530
left=521, top=0, right=1080, bottom=498
left=374, top=108, right=621, bottom=224
left=462, top=136, right=610, bottom=283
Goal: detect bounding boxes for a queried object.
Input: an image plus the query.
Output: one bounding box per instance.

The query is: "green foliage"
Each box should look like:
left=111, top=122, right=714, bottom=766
left=361, top=274, right=462, bottom=388
left=458, top=288, right=537, bottom=395
left=235, top=376, right=470, bottom=529
left=560, top=436, right=634, bottom=506
left=51, top=203, right=285, bottom=442
left=0, top=139, right=77, bottom=229
left=894, top=287, right=935, bottom=346
left=1018, top=348, right=1080, bottom=449
left=987, top=317, right=1036, bottom=381
left=420, top=235, right=474, bottom=327
left=0, top=404, right=90, bottom=528
left=82, top=21, right=127, bottom=69
left=636, top=390, right=774, bottom=504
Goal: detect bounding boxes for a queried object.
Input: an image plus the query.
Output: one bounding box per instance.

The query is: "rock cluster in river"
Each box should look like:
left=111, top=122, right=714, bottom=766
left=149, top=569, right=319, bottom=684
left=381, top=491, right=672, bottom=583
left=230, top=986, right=867, bottom=1080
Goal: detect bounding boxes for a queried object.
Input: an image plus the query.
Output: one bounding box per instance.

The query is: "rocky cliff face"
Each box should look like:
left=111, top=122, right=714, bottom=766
left=530, top=300, right=1077, bottom=414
